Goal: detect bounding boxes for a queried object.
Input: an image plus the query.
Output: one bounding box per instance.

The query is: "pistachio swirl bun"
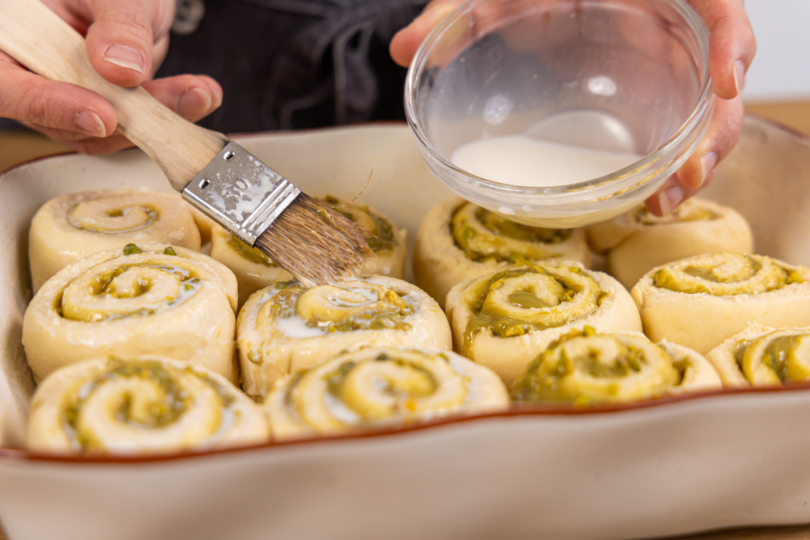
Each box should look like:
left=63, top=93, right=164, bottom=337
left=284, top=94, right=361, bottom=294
left=23, top=243, right=238, bottom=382
left=28, top=356, right=268, bottom=454
left=446, top=263, right=641, bottom=385
left=587, top=198, right=753, bottom=288
left=632, top=253, right=810, bottom=354
left=414, top=198, right=589, bottom=307
left=29, top=189, right=202, bottom=292
left=211, top=195, right=406, bottom=307
left=237, top=276, right=451, bottom=399
left=265, top=346, right=508, bottom=440
left=512, top=327, right=721, bottom=405
left=706, top=323, right=810, bottom=387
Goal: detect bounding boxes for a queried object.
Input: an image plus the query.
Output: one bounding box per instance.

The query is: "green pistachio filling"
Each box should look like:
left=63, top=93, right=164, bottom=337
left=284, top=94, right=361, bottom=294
left=451, top=202, right=571, bottom=263
left=653, top=255, right=799, bottom=295
left=228, top=235, right=277, bottom=267
left=268, top=281, right=413, bottom=333
left=511, top=327, right=678, bottom=405
left=61, top=263, right=201, bottom=322
left=737, top=332, right=810, bottom=384
left=319, top=195, right=397, bottom=252
left=633, top=203, right=716, bottom=225
left=462, top=265, right=605, bottom=359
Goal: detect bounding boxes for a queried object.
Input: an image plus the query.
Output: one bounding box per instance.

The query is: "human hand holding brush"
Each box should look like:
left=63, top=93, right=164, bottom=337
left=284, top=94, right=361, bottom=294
left=0, top=0, right=372, bottom=286
left=0, top=0, right=221, bottom=155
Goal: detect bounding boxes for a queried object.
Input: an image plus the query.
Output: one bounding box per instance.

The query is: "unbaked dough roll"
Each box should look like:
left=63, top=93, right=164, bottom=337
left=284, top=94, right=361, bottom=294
left=211, top=195, right=407, bottom=307
left=237, top=276, right=451, bottom=399
left=23, top=243, right=238, bottom=382
left=446, top=263, right=641, bottom=385
left=632, top=253, right=810, bottom=355
left=706, top=323, right=810, bottom=387
left=511, top=327, right=721, bottom=405
left=587, top=198, right=753, bottom=288
left=414, top=198, right=589, bottom=307
left=265, top=346, right=508, bottom=440
left=29, top=189, right=202, bottom=292
left=28, top=356, right=268, bottom=454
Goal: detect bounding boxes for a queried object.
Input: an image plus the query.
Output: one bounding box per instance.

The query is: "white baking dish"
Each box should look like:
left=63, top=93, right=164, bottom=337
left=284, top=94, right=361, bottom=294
left=2, top=120, right=810, bottom=540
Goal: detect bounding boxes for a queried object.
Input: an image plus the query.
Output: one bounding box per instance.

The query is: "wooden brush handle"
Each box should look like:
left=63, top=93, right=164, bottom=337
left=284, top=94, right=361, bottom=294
left=0, top=0, right=228, bottom=192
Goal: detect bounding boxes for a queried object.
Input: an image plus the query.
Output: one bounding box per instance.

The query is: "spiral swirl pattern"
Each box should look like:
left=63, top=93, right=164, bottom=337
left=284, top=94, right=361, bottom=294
left=587, top=198, right=754, bottom=289
left=414, top=198, right=589, bottom=308
left=264, top=347, right=508, bottom=439
left=27, top=356, right=268, bottom=454
left=631, top=253, right=810, bottom=355
left=512, top=328, right=720, bottom=405
left=632, top=202, right=717, bottom=226
left=460, top=265, right=605, bottom=357
left=708, top=326, right=810, bottom=387
left=447, top=262, right=641, bottom=385
left=451, top=202, right=572, bottom=263
left=29, top=190, right=202, bottom=292
left=653, top=253, right=799, bottom=295
left=23, top=243, right=238, bottom=382
left=237, top=276, right=452, bottom=399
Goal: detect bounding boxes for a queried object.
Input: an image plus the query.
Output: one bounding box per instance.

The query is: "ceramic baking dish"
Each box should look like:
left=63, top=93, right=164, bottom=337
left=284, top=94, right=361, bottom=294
left=2, top=119, right=810, bottom=540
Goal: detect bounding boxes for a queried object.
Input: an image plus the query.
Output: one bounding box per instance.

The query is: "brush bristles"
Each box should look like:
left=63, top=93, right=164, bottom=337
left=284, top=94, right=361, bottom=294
left=255, top=193, right=373, bottom=287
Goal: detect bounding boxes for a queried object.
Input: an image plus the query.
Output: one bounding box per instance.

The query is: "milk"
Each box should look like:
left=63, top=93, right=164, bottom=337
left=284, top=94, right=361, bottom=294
left=451, top=135, right=641, bottom=188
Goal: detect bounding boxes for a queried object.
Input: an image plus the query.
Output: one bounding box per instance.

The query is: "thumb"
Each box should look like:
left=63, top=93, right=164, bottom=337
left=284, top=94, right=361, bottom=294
left=85, top=0, right=174, bottom=87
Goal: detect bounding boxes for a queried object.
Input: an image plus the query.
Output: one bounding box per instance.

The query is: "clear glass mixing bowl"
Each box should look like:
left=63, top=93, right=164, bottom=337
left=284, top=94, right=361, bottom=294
left=405, top=0, right=715, bottom=228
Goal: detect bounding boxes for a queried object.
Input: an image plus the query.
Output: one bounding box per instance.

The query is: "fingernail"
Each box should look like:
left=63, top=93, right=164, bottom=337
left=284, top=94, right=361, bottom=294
left=103, top=44, right=145, bottom=73
left=74, top=110, right=106, bottom=138
left=177, top=88, right=213, bottom=117
left=700, top=151, right=718, bottom=186
left=658, top=185, right=684, bottom=216
left=733, top=59, right=746, bottom=95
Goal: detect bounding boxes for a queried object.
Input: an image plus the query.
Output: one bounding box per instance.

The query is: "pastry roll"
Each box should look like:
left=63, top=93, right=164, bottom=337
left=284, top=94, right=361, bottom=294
left=512, top=327, right=721, bottom=405
left=237, top=276, right=451, bottom=399
left=446, top=263, right=641, bottom=385
left=28, top=356, right=268, bottom=454
left=587, top=198, right=753, bottom=289
left=706, top=324, right=810, bottom=387
left=265, top=346, right=509, bottom=440
left=631, top=253, right=810, bottom=354
left=414, top=198, right=589, bottom=307
left=29, top=189, right=202, bottom=292
left=23, top=243, right=238, bottom=382
left=211, top=195, right=406, bottom=307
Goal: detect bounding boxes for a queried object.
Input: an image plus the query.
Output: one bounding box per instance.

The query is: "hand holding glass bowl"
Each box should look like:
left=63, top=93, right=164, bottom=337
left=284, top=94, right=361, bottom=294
left=391, top=0, right=755, bottom=225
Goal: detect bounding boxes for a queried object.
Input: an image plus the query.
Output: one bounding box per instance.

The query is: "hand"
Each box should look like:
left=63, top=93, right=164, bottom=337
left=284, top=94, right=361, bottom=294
left=0, top=0, right=222, bottom=155
left=390, top=0, right=756, bottom=216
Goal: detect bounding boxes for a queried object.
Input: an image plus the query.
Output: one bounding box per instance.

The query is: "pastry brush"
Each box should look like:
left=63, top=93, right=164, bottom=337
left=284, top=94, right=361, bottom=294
left=0, top=0, right=372, bottom=287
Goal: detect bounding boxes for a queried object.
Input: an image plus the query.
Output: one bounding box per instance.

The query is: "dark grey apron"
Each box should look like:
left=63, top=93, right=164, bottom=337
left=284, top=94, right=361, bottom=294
left=157, top=0, right=429, bottom=133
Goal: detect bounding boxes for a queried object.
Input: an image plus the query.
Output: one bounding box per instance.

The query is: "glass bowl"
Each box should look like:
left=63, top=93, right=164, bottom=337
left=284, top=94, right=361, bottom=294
left=405, top=0, right=715, bottom=228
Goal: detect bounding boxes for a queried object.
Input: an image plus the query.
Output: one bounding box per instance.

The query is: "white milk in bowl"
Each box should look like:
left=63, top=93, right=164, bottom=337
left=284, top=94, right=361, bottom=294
left=451, top=136, right=641, bottom=189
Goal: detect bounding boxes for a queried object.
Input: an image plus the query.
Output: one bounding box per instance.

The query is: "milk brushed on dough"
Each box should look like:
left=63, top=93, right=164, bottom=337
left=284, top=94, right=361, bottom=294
left=23, top=243, right=238, bottom=383
left=211, top=196, right=406, bottom=308
left=29, top=189, right=202, bottom=292
left=237, top=276, right=451, bottom=400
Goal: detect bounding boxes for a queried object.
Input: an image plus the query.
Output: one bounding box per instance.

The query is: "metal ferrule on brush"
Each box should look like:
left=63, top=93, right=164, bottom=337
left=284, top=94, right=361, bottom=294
left=181, top=141, right=301, bottom=246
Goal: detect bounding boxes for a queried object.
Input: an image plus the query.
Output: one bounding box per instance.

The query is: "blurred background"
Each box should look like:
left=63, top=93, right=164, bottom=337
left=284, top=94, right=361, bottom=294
left=1, top=0, right=809, bottom=170
left=743, top=0, right=810, bottom=131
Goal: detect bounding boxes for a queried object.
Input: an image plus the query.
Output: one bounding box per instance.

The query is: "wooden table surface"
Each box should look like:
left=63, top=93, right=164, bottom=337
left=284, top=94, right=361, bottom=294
left=2, top=103, right=810, bottom=540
